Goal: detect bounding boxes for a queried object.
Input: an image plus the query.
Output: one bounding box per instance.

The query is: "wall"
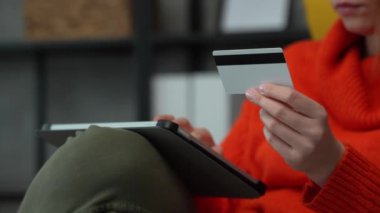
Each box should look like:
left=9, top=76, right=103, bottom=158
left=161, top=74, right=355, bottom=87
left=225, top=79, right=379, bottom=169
left=0, top=0, right=308, bottom=210
left=0, top=0, right=24, bottom=40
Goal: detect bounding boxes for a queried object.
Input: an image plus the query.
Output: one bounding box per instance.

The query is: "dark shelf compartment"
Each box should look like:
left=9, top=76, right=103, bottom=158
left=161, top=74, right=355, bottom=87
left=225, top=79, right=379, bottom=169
left=0, top=192, right=24, bottom=202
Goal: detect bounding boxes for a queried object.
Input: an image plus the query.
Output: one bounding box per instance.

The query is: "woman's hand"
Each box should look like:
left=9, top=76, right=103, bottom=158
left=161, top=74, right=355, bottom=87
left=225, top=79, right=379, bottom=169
left=245, top=83, right=345, bottom=186
left=153, top=114, right=222, bottom=154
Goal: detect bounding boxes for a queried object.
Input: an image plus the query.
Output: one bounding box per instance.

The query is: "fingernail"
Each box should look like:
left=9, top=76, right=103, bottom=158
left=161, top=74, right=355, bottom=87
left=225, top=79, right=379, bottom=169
left=245, top=88, right=261, bottom=103
left=263, top=128, right=271, bottom=141
left=258, top=84, right=267, bottom=94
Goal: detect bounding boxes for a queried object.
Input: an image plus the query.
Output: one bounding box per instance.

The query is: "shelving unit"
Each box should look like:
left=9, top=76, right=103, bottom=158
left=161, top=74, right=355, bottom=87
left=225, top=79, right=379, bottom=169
left=0, top=0, right=309, bottom=207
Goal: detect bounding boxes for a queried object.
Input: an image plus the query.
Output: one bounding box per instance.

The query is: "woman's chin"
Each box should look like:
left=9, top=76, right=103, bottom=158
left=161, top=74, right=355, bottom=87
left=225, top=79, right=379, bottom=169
left=342, top=19, right=375, bottom=36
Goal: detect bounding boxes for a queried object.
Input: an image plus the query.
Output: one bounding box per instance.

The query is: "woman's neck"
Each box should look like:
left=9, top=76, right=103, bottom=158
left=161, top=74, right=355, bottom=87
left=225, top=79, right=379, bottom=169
left=365, top=34, right=380, bottom=56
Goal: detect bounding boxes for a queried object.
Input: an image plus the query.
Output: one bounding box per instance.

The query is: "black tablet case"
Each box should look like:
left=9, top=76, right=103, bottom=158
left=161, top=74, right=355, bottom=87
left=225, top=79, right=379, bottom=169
left=38, top=120, right=266, bottom=198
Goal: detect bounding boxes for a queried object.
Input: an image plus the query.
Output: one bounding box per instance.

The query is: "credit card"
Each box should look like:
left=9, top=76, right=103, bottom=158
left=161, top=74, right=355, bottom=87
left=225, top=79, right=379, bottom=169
left=213, top=48, right=293, bottom=94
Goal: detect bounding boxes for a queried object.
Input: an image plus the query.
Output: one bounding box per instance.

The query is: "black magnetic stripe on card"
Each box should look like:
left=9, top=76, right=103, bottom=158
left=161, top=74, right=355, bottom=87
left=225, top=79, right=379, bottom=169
left=214, top=53, right=286, bottom=66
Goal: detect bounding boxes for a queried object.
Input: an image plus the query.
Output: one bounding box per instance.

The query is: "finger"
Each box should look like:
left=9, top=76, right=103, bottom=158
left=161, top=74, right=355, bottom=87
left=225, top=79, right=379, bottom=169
left=192, top=127, right=215, bottom=147
left=257, top=96, right=313, bottom=134
left=173, top=117, right=194, bottom=132
left=258, top=83, right=325, bottom=118
left=263, top=127, right=292, bottom=159
left=153, top=114, right=175, bottom=121
left=260, top=109, right=306, bottom=149
left=212, top=145, right=223, bottom=155
left=247, top=88, right=313, bottom=134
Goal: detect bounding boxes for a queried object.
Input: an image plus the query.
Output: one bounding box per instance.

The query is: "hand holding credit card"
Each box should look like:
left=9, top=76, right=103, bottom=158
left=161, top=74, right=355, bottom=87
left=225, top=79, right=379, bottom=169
left=213, top=48, right=293, bottom=94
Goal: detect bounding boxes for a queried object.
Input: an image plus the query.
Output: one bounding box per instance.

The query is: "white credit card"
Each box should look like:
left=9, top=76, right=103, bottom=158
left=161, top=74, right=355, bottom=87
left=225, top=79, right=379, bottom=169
left=213, top=48, right=293, bottom=94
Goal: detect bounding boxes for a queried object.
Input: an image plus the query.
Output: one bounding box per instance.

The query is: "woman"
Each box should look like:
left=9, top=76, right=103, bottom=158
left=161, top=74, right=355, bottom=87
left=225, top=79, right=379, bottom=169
left=159, top=0, right=380, bottom=212
left=19, top=0, right=380, bottom=212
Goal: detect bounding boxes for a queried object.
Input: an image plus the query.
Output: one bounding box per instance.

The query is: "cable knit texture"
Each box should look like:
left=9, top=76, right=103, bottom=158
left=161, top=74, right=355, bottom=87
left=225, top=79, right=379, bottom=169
left=194, top=20, right=380, bottom=212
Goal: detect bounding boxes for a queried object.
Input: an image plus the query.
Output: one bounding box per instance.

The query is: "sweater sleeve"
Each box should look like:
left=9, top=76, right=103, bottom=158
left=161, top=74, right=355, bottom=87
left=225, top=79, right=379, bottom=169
left=302, top=145, right=380, bottom=212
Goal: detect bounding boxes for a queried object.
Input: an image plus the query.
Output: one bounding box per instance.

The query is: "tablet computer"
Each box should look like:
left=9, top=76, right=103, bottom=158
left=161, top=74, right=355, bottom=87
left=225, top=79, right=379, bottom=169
left=38, top=120, right=266, bottom=198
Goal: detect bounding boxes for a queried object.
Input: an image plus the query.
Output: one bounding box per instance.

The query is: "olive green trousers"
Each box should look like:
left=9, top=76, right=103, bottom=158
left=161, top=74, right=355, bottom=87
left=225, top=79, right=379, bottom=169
left=18, top=126, right=195, bottom=213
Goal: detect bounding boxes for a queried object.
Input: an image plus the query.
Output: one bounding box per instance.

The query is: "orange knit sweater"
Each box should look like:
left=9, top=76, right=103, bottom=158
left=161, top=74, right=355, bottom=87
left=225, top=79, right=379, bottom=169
left=195, top=21, right=380, bottom=212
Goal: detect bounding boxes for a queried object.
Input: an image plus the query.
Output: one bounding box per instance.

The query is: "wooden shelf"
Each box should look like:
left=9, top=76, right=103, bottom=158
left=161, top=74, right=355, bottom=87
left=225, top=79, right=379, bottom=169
left=0, top=28, right=310, bottom=53
left=153, top=29, right=310, bottom=49
left=0, top=38, right=135, bottom=53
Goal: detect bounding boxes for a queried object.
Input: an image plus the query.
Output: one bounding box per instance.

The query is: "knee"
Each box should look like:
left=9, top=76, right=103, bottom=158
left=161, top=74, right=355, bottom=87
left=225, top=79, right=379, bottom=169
left=21, top=126, right=193, bottom=213
left=58, top=126, right=165, bottom=183
left=59, top=126, right=193, bottom=212
left=63, top=125, right=156, bottom=159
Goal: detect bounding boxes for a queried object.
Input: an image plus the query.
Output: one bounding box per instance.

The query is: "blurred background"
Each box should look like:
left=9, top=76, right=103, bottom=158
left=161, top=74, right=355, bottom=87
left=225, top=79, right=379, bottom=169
left=0, top=0, right=337, bottom=211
